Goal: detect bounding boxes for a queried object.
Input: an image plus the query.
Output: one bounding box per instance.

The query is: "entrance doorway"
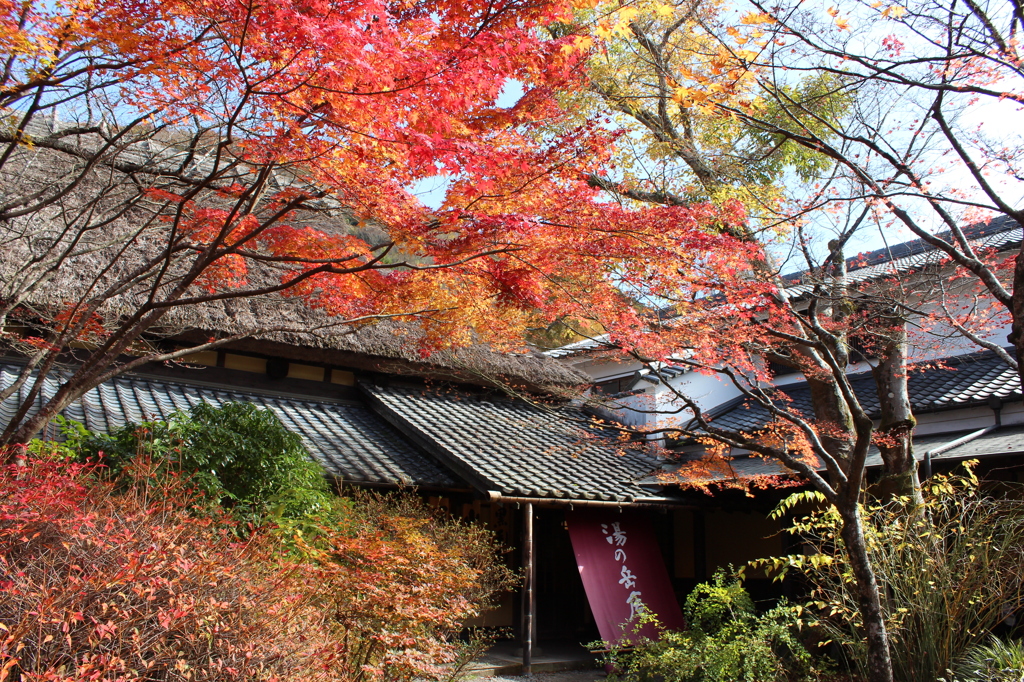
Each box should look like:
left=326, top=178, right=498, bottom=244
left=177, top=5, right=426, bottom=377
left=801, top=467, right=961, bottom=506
left=533, top=508, right=599, bottom=642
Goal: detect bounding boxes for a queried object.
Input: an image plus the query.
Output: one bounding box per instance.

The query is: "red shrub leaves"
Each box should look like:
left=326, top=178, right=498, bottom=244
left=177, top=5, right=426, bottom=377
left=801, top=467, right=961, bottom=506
left=0, top=458, right=287, bottom=681
left=0, top=459, right=509, bottom=681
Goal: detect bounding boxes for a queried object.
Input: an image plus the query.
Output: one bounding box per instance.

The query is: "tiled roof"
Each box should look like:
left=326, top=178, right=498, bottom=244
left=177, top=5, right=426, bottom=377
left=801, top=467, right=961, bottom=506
left=543, top=335, right=615, bottom=359
left=638, top=365, right=688, bottom=383
left=663, top=426, right=1024, bottom=484
left=696, top=350, right=1020, bottom=433
left=546, top=217, right=1021, bottom=363
left=0, top=362, right=458, bottom=488
left=783, top=216, right=1021, bottom=297
left=361, top=381, right=664, bottom=502
left=928, top=425, right=1024, bottom=459
left=834, top=217, right=1015, bottom=271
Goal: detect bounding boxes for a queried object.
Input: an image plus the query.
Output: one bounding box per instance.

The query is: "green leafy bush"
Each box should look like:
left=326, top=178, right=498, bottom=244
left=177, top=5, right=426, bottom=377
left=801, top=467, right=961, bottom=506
left=758, top=465, right=1024, bottom=682
left=56, top=401, right=334, bottom=520
left=625, top=571, right=818, bottom=682
left=952, top=637, right=1024, bottom=682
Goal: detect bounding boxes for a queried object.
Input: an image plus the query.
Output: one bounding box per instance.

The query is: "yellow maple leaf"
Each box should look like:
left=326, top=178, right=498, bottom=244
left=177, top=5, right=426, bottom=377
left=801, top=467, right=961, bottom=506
left=654, top=3, right=675, bottom=17
left=618, top=6, right=639, bottom=22
left=560, top=35, right=595, bottom=55
left=740, top=11, right=776, bottom=24
left=574, top=35, right=594, bottom=51
left=612, top=20, right=632, bottom=36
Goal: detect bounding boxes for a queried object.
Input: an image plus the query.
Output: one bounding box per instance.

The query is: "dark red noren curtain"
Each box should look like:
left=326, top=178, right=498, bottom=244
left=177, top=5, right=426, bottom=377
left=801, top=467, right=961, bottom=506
left=567, top=508, right=686, bottom=645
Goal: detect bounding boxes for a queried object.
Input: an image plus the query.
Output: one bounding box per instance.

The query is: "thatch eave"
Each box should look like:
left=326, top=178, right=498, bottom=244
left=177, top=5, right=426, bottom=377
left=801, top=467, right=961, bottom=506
left=169, top=325, right=592, bottom=394
left=0, top=123, right=589, bottom=394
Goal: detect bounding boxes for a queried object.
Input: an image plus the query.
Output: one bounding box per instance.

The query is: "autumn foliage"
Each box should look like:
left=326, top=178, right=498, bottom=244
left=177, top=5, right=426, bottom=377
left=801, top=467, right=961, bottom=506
left=0, top=0, right=757, bottom=447
left=293, top=491, right=515, bottom=680
left=0, top=456, right=511, bottom=681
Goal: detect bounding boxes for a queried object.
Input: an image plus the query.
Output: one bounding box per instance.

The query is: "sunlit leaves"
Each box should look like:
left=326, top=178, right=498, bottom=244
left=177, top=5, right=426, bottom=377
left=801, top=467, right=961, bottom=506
left=767, top=465, right=1024, bottom=680
left=565, top=0, right=849, bottom=217
left=0, top=0, right=771, bottom=369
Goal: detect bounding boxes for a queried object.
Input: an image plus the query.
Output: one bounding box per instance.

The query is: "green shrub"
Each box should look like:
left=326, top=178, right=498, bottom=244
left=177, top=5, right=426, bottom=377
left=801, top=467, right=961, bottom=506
left=758, top=465, right=1024, bottom=682
left=624, top=571, right=818, bottom=682
left=54, top=401, right=334, bottom=520
left=949, top=637, right=1024, bottom=682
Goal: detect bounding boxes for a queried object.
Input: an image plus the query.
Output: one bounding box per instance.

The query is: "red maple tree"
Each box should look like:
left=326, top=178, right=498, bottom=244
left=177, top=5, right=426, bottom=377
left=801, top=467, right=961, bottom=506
left=0, top=0, right=745, bottom=447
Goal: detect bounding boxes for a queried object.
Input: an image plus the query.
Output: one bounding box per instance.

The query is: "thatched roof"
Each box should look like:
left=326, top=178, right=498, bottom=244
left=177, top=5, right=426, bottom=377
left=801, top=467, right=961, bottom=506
left=172, top=317, right=590, bottom=391
left=0, top=118, right=588, bottom=392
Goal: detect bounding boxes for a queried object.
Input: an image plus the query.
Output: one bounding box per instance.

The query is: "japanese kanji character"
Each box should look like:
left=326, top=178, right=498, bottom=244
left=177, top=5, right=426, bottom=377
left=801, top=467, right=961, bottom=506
left=601, top=521, right=627, bottom=546
left=627, top=591, right=645, bottom=620
left=619, top=565, right=637, bottom=589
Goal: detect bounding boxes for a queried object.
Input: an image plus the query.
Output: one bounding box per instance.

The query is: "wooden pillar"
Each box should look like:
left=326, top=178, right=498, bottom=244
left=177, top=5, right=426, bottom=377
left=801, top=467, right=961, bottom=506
left=521, top=502, right=535, bottom=674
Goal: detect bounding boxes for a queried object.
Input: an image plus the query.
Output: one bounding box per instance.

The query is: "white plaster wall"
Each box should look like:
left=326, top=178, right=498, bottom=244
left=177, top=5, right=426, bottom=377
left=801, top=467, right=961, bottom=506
left=601, top=387, right=658, bottom=429
left=604, top=373, right=747, bottom=440
left=906, top=309, right=1011, bottom=362
left=913, top=402, right=1023, bottom=435
left=891, top=263, right=1012, bottom=361
left=658, top=371, right=742, bottom=418
left=563, top=357, right=644, bottom=381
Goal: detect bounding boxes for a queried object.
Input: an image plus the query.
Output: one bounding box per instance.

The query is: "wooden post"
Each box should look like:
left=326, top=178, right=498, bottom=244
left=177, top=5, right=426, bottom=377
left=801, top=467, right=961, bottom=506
left=522, top=502, right=535, bottom=674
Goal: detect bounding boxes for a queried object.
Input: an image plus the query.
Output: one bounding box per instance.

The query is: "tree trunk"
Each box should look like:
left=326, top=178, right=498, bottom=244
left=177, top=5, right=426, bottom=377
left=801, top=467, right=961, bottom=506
left=801, top=345, right=893, bottom=682
left=804, top=375, right=856, bottom=468
left=2, top=370, right=95, bottom=451
left=840, top=502, right=895, bottom=682
left=7, top=399, right=71, bottom=448
left=870, top=321, right=924, bottom=505
left=1, top=341, right=128, bottom=454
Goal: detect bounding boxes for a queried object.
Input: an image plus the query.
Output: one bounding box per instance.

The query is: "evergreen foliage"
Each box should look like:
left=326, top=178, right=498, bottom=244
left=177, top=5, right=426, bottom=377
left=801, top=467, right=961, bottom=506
left=52, top=401, right=333, bottom=520
left=625, top=571, right=818, bottom=682
left=953, top=637, right=1024, bottom=682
